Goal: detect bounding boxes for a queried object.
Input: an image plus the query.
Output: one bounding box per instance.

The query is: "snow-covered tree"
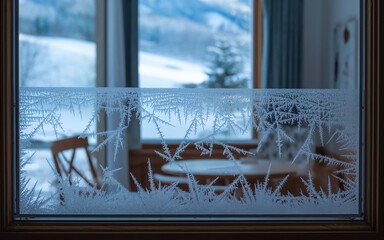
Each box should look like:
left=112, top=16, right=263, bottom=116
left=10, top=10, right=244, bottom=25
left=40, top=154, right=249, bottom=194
left=202, top=38, right=248, bottom=88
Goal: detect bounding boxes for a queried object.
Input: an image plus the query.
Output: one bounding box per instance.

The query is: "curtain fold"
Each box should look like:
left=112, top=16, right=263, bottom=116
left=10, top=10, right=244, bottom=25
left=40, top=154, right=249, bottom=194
left=122, top=0, right=141, bottom=152
left=262, top=0, right=304, bottom=88
left=106, top=0, right=139, bottom=190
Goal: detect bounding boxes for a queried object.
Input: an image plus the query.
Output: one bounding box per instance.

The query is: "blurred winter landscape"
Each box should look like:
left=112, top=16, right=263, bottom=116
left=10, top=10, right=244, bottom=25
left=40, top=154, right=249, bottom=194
left=19, top=0, right=253, bottom=139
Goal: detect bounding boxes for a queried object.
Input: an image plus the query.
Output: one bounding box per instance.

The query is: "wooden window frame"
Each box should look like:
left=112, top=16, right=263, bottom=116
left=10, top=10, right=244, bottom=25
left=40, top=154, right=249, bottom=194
left=1, top=0, right=383, bottom=239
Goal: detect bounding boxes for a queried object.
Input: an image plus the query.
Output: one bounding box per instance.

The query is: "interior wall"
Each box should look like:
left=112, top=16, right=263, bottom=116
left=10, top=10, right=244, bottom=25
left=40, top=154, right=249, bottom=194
left=301, top=0, right=360, bottom=88
left=301, top=0, right=323, bottom=88
left=321, top=0, right=360, bottom=88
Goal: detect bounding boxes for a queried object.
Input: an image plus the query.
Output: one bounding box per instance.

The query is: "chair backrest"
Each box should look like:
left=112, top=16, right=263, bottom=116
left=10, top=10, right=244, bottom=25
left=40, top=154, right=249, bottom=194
left=255, top=126, right=311, bottom=163
left=312, top=147, right=352, bottom=193
left=51, top=136, right=101, bottom=189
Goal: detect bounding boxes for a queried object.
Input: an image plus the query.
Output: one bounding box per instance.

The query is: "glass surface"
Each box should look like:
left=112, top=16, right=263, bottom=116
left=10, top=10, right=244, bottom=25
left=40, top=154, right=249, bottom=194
left=138, top=0, right=253, bottom=140
left=18, top=0, right=98, bottom=201
left=138, top=0, right=253, bottom=88
left=18, top=87, right=360, bottom=216
left=17, top=0, right=362, bottom=219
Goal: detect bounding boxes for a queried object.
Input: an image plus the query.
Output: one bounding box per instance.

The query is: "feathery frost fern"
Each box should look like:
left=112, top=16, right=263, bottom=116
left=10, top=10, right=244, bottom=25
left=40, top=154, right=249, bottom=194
left=18, top=88, right=359, bottom=216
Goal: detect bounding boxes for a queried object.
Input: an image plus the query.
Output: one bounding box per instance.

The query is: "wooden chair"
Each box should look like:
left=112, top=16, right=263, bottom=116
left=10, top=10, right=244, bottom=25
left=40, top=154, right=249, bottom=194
left=275, top=147, right=351, bottom=196
left=51, top=136, right=102, bottom=200
left=311, top=147, right=353, bottom=193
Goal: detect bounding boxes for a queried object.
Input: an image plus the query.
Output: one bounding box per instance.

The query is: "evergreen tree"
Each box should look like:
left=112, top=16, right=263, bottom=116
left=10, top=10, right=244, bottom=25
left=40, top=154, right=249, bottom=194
left=202, top=38, right=248, bottom=88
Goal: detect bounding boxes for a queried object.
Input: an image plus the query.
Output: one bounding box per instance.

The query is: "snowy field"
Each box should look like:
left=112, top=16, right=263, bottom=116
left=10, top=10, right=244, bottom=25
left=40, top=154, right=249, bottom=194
left=139, top=52, right=207, bottom=88
left=20, top=34, right=207, bottom=88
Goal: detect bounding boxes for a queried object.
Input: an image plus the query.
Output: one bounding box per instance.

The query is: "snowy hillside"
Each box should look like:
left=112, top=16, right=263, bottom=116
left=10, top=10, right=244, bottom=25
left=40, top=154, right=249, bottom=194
left=20, top=33, right=207, bottom=88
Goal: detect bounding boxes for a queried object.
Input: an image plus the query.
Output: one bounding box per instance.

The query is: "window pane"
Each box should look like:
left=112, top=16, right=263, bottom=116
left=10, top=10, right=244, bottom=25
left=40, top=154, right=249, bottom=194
left=17, top=0, right=362, bottom=220
left=138, top=0, right=253, bottom=140
left=19, top=0, right=97, bottom=199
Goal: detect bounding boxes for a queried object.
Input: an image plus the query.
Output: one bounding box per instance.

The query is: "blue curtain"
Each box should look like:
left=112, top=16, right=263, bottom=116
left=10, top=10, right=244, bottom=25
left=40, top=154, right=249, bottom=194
left=262, top=0, right=304, bottom=88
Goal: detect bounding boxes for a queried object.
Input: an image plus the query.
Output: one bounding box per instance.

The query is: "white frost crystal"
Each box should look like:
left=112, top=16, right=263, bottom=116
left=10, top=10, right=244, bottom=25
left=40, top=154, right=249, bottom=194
left=19, top=87, right=359, bottom=216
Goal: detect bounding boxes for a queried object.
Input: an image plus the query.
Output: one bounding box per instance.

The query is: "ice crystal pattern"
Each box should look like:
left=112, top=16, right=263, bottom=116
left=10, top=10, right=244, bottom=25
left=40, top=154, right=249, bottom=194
left=19, top=87, right=359, bottom=216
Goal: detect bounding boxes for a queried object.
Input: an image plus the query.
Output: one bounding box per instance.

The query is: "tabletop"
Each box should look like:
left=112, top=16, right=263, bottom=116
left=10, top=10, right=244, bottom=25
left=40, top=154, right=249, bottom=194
left=161, top=159, right=298, bottom=179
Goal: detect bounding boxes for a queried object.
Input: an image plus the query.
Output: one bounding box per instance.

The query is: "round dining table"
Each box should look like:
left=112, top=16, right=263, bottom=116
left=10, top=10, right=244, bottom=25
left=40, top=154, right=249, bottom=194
left=161, top=159, right=299, bottom=183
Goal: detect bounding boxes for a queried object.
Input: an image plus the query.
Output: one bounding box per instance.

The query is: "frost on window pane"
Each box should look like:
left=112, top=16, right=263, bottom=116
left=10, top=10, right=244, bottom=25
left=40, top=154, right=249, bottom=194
left=18, top=87, right=359, bottom=217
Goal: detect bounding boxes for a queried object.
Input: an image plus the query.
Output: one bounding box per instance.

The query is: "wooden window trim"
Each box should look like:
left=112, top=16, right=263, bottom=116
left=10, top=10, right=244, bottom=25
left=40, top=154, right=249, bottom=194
left=1, top=0, right=383, bottom=239
left=253, top=0, right=263, bottom=89
left=253, top=0, right=262, bottom=139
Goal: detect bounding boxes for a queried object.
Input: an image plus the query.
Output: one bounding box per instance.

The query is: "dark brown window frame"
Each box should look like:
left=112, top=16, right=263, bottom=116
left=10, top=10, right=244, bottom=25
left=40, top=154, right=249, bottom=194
left=1, top=0, right=383, bottom=239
